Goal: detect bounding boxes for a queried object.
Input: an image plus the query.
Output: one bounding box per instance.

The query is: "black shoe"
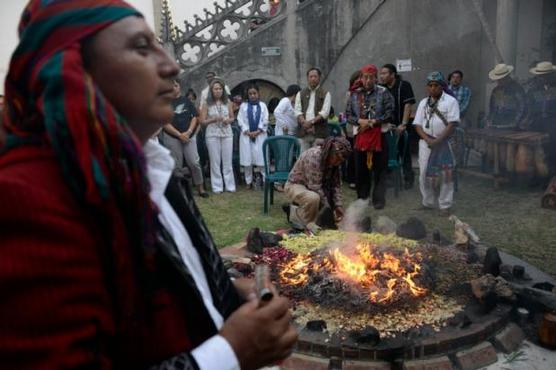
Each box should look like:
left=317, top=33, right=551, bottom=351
left=282, top=203, right=291, bottom=222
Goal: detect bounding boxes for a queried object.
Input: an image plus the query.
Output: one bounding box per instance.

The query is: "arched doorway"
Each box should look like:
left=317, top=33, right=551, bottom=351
left=230, top=79, right=285, bottom=106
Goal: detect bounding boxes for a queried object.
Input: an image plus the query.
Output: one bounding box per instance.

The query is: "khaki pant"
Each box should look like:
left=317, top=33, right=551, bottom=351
left=284, top=183, right=321, bottom=226
left=161, top=132, right=204, bottom=186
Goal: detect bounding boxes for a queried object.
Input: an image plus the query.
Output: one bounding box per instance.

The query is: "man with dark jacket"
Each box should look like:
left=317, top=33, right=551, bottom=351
left=380, top=64, right=416, bottom=188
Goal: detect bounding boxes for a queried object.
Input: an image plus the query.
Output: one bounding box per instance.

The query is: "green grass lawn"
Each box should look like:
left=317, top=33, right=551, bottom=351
left=196, top=175, right=556, bottom=276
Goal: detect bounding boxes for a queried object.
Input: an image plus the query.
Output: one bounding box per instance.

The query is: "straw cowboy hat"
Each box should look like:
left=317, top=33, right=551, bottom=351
left=529, top=61, right=556, bottom=75
left=489, top=63, right=514, bottom=81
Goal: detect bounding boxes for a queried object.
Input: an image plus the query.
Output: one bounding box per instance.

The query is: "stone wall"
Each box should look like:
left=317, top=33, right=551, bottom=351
left=177, top=0, right=556, bottom=123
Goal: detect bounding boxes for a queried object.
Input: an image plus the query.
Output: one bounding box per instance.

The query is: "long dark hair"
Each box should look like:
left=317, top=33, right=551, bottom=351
left=207, top=79, right=229, bottom=105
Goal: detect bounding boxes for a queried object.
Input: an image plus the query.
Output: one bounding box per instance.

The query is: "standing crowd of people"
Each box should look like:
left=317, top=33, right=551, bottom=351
left=167, top=59, right=555, bottom=230
left=1, top=1, right=555, bottom=369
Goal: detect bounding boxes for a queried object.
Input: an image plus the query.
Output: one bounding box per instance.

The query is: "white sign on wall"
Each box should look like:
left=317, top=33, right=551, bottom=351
left=261, top=47, right=281, bottom=56
left=396, top=58, right=412, bottom=72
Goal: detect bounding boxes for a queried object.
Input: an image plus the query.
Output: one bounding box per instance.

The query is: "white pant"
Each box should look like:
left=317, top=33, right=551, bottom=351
left=206, top=136, right=236, bottom=193
left=244, top=166, right=265, bottom=185
left=418, top=139, right=454, bottom=210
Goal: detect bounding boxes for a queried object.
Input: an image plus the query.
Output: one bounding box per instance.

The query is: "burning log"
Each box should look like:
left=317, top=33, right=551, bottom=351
left=278, top=243, right=431, bottom=313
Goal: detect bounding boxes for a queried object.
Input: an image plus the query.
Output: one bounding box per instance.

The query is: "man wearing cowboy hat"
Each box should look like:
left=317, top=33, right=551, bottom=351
left=527, top=61, right=556, bottom=175
left=486, top=63, right=527, bottom=129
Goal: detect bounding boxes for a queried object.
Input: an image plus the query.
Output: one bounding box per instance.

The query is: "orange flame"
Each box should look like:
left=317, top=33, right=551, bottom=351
left=280, top=243, right=427, bottom=304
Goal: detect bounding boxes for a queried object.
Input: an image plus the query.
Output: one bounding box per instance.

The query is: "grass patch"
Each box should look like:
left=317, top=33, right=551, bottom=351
left=196, top=175, right=556, bottom=276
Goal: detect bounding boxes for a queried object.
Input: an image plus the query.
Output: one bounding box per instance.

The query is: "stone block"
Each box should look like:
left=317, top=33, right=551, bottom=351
left=455, top=342, right=498, bottom=370
left=403, top=356, right=453, bottom=370
left=343, top=359, right=391, bottom=370
left=281, top=353, right=329, bottom=370
left=493, top=322, right=525, bottom=353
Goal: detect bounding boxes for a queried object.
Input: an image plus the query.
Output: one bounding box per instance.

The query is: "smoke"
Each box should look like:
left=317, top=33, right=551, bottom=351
left=339, top=199, right=371, bottom=233
left=333, top=199, right=372, bottom=256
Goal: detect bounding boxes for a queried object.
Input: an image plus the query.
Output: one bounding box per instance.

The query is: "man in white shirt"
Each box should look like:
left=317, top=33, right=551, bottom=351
left=275, top=84, right=301, bottom=136
left=294, top=67, right=332, bottom=152
left=413, top=71, right=460, bottom=214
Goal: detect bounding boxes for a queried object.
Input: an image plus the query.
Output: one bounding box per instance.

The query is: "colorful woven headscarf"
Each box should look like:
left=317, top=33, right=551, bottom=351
left=2, top=1, right=155, bottom=255
left=361, top=64, right=378, bottom=76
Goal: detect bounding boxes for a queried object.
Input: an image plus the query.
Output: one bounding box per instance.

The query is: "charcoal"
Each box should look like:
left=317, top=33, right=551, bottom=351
left=260, top=232, right=282, bottom=248
left=432, top=229, right=441, bottom=243
left=448, top=312, right=471, bottom=328
left=500, top=264, right=513, bottom=281
left=396, top=217, right=427, bottom=240
left=356, top=216, right=372, bottom=233
left=316, top=206, right=337, bottom=230
left=306, top=320, right=327, bottom=332
left=375, top=216, right=397, bottom=235
left=533, top=282, right=555, bottom=292
left=482, top=247, right=502, bottom=276
left=467, top=251, right=480, bottom=264
left=246, top=227, right=264, bottom=254
left=512, top=265, right=525, bottom=279
left=349, top=326, right=380, bottom=345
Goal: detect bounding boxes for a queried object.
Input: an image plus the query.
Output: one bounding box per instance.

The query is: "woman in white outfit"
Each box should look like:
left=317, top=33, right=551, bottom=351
left=200, top=78, right=236, bottom=193
left=237, top=84, right=268, bottom=188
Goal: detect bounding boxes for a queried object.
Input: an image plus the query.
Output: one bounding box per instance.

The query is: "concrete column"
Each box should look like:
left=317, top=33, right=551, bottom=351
left=496, top=0, right=519, bottom=66
left=152, top=0, right=162, bottom=39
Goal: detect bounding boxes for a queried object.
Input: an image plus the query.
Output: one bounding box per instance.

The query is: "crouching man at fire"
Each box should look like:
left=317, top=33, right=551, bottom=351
left=414, top=72, right=460, bottom=215
left=284, top=137, right=352, bottom=231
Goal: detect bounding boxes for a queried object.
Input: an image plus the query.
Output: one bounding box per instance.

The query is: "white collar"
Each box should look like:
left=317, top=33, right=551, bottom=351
left=309, top=84, right=321, bottom=92
left=143, top=138, right=175, bottom=205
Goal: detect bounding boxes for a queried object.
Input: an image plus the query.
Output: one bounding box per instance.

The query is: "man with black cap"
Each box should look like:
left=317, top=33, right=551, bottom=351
left=275, top=84, right=301, bottom=136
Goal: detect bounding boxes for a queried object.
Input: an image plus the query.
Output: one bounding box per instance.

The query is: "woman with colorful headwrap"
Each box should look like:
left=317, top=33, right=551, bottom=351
left=0, top=1, right=296, bottom=369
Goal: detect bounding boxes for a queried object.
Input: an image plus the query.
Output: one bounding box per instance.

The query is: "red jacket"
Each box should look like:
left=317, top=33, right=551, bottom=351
left=0, top=146, right=196, bottom=369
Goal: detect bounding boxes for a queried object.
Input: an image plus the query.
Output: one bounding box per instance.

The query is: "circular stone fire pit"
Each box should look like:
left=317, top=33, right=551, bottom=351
left=241, top=230, right=531, bottom=370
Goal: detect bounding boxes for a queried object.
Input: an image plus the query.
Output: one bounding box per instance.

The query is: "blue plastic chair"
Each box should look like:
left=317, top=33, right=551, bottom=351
left=262, top=136, right=300, bottom=214
left=386, top=130, right=409, bottom=198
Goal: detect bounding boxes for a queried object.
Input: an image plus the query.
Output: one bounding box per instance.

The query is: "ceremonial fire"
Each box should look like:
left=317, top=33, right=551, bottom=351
left=278, top=242, right=428, bottom=308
